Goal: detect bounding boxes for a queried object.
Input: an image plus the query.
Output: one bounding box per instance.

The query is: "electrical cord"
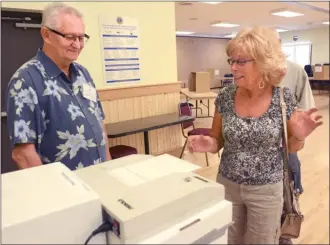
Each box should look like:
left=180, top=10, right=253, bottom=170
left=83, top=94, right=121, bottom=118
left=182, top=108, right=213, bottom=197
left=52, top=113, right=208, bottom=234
left=84, top=220, right=113, bottom=245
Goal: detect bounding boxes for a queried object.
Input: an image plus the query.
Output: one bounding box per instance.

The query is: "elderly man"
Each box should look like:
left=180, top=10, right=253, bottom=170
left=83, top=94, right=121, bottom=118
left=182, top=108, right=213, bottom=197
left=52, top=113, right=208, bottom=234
left=278, top=37, right=315, bottom=245
left=282, top=58, right=315, bottom=191
left=6, top=3, right=111, bottom=171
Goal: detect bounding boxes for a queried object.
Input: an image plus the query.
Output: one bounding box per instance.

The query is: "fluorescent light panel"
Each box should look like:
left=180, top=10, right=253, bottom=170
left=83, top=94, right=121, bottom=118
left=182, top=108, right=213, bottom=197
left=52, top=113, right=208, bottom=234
left=224, top=29, right=287, bottom=38
left=176, top=31, right=195, bottom=35
left=204, top=2, right=222, bottom=4
left=224, top=32, right=237, bottom=38
left=271, top=10, right=304, bottom=18
left=322, top=21, right=329, bottom=25
left=211, top=22, right=239, bottom=28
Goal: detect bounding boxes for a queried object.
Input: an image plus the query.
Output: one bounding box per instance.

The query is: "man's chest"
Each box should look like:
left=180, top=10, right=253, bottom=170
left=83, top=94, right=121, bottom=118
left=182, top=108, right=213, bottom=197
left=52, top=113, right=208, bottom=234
left=34, top=75, right=102, bottom=126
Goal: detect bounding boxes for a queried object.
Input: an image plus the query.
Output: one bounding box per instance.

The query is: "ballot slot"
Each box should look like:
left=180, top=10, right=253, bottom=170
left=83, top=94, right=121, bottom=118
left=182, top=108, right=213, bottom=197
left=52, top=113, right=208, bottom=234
left=179, top=218, right=201, bottom=231
left=193, top=176, right=209, bottom=183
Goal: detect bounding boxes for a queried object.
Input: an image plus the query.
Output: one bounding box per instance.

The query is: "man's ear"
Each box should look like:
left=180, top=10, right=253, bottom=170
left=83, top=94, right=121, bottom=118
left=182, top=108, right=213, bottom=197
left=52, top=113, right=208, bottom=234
left=40, top=27, right=51, bottom=45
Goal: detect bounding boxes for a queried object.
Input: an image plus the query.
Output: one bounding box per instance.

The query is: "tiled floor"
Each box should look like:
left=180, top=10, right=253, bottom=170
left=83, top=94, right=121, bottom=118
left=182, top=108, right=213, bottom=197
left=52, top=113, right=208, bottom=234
left=168, top=90, right=329, bottom=244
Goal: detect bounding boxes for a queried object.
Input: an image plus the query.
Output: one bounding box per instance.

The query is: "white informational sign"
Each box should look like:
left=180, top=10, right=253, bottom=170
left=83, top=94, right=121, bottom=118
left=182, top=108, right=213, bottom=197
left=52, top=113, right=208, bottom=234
left=315, top=66, right=323, bottom=72
left=99, top=16, right=140, bottom=84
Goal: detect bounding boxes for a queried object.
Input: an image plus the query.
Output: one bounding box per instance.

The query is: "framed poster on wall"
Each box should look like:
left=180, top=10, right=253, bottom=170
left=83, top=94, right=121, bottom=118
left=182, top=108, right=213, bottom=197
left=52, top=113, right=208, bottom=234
left=99, top=15, right=140, bottom=85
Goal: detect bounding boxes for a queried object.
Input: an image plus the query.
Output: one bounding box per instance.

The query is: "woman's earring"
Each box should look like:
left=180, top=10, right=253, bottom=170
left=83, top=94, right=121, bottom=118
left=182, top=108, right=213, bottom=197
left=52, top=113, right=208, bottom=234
left=259, top=80, right=265, bottom=89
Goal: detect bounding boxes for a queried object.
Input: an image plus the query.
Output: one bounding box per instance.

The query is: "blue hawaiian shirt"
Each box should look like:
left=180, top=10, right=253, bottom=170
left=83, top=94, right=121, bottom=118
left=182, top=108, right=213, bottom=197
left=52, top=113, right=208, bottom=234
left=6, top=49, right=108, bottom=170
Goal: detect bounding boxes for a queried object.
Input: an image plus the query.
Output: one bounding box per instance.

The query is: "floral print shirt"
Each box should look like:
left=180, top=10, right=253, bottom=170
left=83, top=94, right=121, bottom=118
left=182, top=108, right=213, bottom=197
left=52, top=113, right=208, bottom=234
left=215, top=85, right=298, bottom=185
left=6, top=49, right=107, bottom=170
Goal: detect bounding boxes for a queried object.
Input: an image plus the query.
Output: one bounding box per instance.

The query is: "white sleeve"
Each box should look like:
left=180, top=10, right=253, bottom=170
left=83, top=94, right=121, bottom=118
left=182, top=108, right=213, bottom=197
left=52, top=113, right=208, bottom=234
left=295, top=68, right=315, bottom=110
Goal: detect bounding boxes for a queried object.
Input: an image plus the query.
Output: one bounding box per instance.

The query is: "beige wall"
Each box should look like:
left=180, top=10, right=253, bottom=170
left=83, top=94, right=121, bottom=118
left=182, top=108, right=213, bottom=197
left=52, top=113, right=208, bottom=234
left=280, top=26, right=329, bottom=65
left=2, top=2, right=178, bottom=89
left=176, top=37, right=231, bottom=86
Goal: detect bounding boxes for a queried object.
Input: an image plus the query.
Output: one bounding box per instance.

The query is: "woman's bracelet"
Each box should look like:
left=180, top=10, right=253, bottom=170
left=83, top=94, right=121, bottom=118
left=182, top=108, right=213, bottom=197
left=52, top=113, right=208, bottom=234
left=293, top=135, right=305, bottom=142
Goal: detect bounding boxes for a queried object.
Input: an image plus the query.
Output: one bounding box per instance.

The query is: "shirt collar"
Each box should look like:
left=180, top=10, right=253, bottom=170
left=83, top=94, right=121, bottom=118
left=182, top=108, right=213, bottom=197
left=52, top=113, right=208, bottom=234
left=36, top=48, right=79, bottom=79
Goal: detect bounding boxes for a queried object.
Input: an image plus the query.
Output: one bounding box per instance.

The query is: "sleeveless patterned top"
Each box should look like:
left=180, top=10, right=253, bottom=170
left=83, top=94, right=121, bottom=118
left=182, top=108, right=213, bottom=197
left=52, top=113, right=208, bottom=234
left=215, top=85, right=297, bottom=185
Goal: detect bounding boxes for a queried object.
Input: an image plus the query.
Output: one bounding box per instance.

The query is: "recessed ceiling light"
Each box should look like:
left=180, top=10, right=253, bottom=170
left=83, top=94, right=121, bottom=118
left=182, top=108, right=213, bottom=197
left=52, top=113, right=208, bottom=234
left=276, top=29, right=288, bottom=32
left=211, top=22, right=239, bottom=28
left=204, top=2, right=222, bottom=4
left=322, top=21, right=329, bottom=25
left=176, top=31, right=195, bottom=35
left=271, top=10, right=304, bottom=18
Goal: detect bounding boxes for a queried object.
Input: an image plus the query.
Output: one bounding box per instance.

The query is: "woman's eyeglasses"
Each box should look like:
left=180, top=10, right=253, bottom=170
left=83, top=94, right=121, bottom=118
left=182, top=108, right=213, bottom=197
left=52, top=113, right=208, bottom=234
left=227, top=58, right=254, bottom=66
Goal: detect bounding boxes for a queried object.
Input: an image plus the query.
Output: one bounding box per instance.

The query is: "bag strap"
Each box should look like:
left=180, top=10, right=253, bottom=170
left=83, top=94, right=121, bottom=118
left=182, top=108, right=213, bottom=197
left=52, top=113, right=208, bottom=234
left=279, top=87, right=289, bottom=172
left=279, top=87, right=294, bottom=213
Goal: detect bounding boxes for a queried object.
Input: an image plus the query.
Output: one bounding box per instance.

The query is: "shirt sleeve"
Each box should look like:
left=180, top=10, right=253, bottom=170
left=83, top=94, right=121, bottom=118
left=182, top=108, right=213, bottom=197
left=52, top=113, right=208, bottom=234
left=283, top=87, right=298, bottom=121
left=6, top=73, right=42, bottom=146
left=295, top=69, right=315, bottom=110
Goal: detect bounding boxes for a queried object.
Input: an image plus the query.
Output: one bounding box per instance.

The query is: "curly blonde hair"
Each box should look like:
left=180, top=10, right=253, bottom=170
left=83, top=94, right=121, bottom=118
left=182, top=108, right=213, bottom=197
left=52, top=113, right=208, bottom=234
left=226, top=26, right=287, bottom=86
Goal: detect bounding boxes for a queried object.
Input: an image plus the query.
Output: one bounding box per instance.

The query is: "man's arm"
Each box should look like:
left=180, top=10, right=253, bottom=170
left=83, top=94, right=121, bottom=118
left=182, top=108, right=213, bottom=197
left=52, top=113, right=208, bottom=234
left=296, top=68, right=315, bottom=110
left=102, top=121, right=112, bottom=160
left=12, top=144, right=43, bottom=169
left=6, top=73, right=43, bottom=169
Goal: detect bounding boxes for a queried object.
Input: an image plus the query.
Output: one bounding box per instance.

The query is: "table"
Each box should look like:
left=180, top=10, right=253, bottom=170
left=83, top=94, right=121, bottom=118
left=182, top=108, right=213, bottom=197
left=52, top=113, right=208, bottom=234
left=105, top=113, right=194, bottom=154
left=180, top=88, right=218, bottom=118
left=309, top=77, right=330, bottom=93
left=211, top=77, right=234, bottom=89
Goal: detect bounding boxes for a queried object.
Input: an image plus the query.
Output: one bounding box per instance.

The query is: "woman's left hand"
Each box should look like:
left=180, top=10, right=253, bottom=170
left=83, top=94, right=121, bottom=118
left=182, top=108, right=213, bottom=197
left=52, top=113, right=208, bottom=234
left=289, top=108, right=323, bottom=140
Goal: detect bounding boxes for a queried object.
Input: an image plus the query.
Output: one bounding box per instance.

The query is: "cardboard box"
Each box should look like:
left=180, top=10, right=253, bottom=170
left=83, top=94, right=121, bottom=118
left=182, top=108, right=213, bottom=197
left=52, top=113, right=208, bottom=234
left=313, top=65, right=329, bottom=80
left=188, top=72, right=211, bottom=93
left=206, top=68, right=215, bottom=88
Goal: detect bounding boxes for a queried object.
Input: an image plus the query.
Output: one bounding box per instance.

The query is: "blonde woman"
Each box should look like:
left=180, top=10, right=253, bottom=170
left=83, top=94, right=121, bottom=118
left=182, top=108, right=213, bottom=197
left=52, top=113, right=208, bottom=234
left=188, top=26, right=322, bottom=244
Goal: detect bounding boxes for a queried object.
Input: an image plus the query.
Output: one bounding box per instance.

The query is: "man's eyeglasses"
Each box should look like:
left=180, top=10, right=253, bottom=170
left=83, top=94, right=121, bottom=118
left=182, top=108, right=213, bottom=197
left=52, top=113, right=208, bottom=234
left=227, top=58, right=254, bottom=66
left=46, top=27, right=90, bottom=44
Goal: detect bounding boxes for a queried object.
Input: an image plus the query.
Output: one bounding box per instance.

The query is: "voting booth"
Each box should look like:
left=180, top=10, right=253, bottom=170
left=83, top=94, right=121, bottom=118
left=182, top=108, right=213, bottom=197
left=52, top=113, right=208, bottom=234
left=188, top=72, right=211, bottom=93
left=313, top=64, right=329, bottom=80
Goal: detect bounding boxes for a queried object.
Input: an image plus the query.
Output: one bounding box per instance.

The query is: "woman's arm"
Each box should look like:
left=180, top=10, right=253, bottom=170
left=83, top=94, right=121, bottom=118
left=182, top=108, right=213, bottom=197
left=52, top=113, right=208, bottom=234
left=287, top=108, right=323, bottom=152
left=287, top=122, right=305, bottom=153
left=287, top=110, right=307, bottom=153
left=208, top=110, right=225, bottom=153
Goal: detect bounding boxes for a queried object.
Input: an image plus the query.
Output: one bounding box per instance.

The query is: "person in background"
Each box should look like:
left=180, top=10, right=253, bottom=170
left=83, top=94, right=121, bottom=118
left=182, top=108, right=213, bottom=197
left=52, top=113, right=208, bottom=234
left=187, top=26, right=322, bottom=244
left=277, top=33, right=316, bottom=245
left=278, top=32, right=315, bottom=194
left=6, top=3, right=111, bottom=171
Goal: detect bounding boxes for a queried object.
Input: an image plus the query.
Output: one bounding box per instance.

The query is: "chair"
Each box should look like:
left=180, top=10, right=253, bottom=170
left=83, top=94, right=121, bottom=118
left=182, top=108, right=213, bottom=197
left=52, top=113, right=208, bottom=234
left=223, top=73, right=233, bottom=87
left=109, top=145, right=137, bottom=159
left=186, top=102, right=203, bottom=117
left=179, top=102, right=213, bottom=166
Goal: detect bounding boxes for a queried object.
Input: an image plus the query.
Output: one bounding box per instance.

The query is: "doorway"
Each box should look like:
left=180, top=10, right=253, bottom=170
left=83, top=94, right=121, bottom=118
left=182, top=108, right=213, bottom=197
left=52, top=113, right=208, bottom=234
left=1, top=9, right=42, bottom=173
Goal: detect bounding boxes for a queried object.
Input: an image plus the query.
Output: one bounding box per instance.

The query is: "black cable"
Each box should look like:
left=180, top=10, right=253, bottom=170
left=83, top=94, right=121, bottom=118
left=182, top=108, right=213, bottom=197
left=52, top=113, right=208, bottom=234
left=84, top=221, right=113, bottom=245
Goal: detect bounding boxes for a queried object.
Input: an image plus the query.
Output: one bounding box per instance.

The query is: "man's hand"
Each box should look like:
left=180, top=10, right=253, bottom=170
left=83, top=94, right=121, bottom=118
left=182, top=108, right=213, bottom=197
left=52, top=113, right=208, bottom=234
left=12, top=144, right=43, bottom=169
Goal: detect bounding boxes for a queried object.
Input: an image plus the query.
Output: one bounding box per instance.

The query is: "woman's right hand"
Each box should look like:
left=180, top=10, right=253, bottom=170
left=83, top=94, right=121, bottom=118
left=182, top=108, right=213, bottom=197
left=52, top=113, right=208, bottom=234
left=187, top=135, right=216, bottom=153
